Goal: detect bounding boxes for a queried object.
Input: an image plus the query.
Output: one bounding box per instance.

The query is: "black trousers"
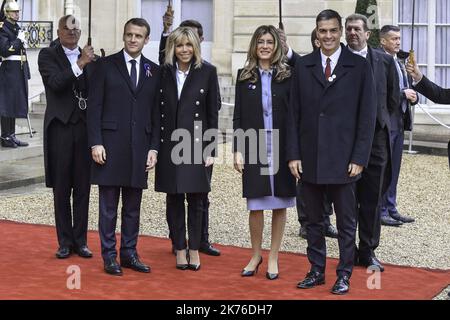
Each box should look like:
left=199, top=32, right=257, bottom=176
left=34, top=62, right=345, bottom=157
left=47, top=119, right=90, bottom=249
left=1, top=117, right=15, bottom=137
left=166, top=193, right=204, bottom=251
left=303, top=182, right=357, bottom=277
left=296, top=181, right=333, bottom=227
left=167, top=166, right=213, bottom=246
left=98, top=186, right=143, bottom=261
left=357, top=125, right=390, bottom=258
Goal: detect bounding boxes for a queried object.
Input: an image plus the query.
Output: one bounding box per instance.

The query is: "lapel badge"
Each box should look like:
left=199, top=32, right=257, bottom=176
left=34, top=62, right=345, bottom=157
left=144, top=63, right=152, bottom=78
left=328, top=74, right=337, bottom=82
left=248, top=84, right=257, bottom=90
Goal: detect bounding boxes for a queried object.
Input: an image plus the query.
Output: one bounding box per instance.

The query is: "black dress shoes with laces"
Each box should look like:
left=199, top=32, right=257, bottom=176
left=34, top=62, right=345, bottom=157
left=55, top=246, right=72, bottom=259
left=390, top=212, right=415, bottom=223
left=74, top=245, right=93, bottom=258
left=381, top=215, right=403, bottom=227
left=325, top=225, right=339, bottom=238
left=121, top=255, right=151, bottom=273
left=331, top=275, right=350, bottom=295
left=104, top=258, right=123, bottom=276
left=357, top=255, right=385, bottom=272
left=297, top=271, right=325, bottom=289
left=199, top=242, right=221, bottom=256
left=241, top=257, right=263, bottom=277
left=298, top=226, right=307, bottom=239
left=1, top=136, right=17, bottom=148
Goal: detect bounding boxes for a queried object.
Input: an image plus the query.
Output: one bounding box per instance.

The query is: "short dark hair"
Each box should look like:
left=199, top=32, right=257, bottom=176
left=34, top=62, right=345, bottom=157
left=123, top=18, right=151, bottom=38
left=380, top=25, right=401, bottom=38
left=180, top=19, right=203, bottom=38
left=316, top=9, right=342, bottom=29
left=345, top=13, right=369, bottom=31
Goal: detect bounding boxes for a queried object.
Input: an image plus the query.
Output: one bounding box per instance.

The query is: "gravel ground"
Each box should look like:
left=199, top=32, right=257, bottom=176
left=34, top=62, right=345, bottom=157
left=0, top=143, right=449, bottom=299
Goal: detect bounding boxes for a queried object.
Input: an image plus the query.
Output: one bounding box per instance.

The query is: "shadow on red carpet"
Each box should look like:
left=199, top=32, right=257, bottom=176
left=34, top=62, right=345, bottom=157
left=0, top=220, right=448, bottom=300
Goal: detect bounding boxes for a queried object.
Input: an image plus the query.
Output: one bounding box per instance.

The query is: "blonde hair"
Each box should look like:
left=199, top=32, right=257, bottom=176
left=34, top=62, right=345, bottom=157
left=239, top=25, right=291, bottom=83
left=164, top=26, right=202, bottom=69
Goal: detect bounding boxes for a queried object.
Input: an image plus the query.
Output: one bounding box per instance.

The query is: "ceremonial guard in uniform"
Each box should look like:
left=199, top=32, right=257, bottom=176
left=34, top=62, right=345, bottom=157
left=0, top=0, right=29, bottom=148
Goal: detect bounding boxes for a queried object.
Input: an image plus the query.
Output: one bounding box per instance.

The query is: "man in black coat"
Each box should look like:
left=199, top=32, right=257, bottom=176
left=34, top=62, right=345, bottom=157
left=287, top=10, right=377, bottom=295
left=87, top=18, right=161, bottom=276
left=406, top=58, right=450, bottom=168
left=345, top=14, right=400, bottom=272
left=0, top=1, right=29, bottom=148
left=379, top=25, right=418, bottom=226
left=158, top=16, right=221, bottom=256
left=38, top=15, right=95, bottom=259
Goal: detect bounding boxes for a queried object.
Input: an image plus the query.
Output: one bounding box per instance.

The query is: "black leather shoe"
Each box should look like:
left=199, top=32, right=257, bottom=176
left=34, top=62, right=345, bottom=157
left=297, top=271, right=325, bottom=289
left=121, top=255, right=151, bottom=273
left=74, top=245, right=93, bottom=258
left=298, top=226, right=307, bottom=239
left=325, top=225, right=338, bottom=238
left=266, top=272, right=279, bottom=280
left=1, top=136, right=17, bottom=148
left=358, top=255, right=385, bottom=272
left=188, top=263, right=201, bottom=271
left=55, top=246, right=72, bottom=259
left=176, top=249, right=189, bottom=270
left=381, top=215, right=403, bottom=227
left=390, top=212, right=415, bottom=223
left=104, top=258, right=123, bottom=276
left=331, top=275, right=350, bottom=295
left=9, top=134, right=29, bottom=147
left=199, top=242, right=221, bottom=256
left=241, top=257, right=263, bottom=277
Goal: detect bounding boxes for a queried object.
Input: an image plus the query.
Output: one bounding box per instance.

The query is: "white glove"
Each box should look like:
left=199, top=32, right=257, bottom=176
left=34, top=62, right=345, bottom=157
left=17, top=30, right=27, bottom=43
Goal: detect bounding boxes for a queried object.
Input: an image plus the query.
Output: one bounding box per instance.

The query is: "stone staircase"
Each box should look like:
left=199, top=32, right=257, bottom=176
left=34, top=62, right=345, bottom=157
left=218, top=75, right=235, bottom=137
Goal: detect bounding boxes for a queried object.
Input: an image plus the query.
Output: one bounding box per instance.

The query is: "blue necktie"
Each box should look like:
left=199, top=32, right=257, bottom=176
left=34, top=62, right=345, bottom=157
left=130, top=59, right=137, bottom=89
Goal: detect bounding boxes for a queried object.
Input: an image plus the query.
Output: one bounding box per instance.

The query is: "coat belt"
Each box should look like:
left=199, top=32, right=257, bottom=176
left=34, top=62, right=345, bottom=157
left=1, top=55, right=26, bottom=61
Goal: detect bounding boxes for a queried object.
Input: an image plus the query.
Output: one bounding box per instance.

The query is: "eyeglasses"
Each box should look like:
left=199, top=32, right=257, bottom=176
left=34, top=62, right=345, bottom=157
left=257, top=39, right=275, bottom=47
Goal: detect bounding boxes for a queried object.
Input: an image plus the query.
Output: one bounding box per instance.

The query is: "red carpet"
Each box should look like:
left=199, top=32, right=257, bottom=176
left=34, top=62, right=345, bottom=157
left=0, top=220, right=448, bottom=300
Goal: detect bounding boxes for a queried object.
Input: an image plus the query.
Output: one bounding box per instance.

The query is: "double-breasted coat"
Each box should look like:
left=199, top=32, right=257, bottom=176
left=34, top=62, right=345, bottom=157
left=233, top=68, right=296, bottom=199
left=0, top=20, right=30, bottom=118
left=87, top=51, right=161, bottom=189
left=286, top=44, right=377, bottom=185
left=155, top=61, right=219, bottom=194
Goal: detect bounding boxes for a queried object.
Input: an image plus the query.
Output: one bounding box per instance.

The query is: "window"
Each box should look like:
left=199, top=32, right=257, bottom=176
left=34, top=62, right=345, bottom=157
left=397, top=0, right=450, bottom=93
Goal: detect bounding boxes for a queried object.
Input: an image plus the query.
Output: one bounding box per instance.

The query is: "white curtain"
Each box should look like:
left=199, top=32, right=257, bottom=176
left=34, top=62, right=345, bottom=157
left=181, top=0, right=213, bottom=41
left=435, top=0, right=450, bottom=89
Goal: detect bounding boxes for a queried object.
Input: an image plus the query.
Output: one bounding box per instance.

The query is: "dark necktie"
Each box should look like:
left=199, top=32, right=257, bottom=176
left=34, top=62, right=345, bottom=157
left=130, top=59, right=137, bottom=89
left=398, top=59, right=408, bottom=89
left=325, top=57, right=331, bottom=80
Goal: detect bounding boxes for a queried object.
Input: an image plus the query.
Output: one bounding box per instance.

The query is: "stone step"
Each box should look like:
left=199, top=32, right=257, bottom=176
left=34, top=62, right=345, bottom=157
left=0, top=156, right=45, bottom=191
left=218, top=75, right=233, bottom=87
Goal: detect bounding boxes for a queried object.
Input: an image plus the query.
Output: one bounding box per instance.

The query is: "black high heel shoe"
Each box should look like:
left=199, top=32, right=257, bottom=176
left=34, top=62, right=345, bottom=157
left=176, top=249, right=189, bottom=270
left=241, top=257, right=263, bottom=277
left=266, top=261, right=279, bottom=280
left=188, top=250, right=201, bottom=271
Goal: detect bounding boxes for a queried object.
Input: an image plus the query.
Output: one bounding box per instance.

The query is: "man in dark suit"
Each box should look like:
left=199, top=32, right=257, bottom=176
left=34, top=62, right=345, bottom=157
left=38, top=15, right=95, bottom=259
left=379, top=25, right=417, bottom=226
left=158, top=16, right=221, bottom=257
left=406, top=58, right=450, bottom=169
left=345, top=14, right=400, bottom=272
left=287, top=9, right=377, bottom=295
left=87, top=18, right=161, bottom=276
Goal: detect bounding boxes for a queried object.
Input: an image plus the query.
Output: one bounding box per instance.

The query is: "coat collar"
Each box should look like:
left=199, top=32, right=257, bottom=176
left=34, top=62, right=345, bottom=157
left=112, top=50, right=150, bottom=95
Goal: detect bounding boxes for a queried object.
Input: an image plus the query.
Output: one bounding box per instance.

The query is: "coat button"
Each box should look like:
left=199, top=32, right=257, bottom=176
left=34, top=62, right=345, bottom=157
left=195, top=113, right=199, bottom=118
left=195, top=138, right=200, bottom=143
left=161, top=139, right=164, bottom=143
left=200, top=89, right=204, bottom=94
left=320, top=113, right=325, bottom=117
left=196, top=101, right=200, bottom=106
left=195, top=125, right=199, bottom=130
left=161, top=101, right=164, bottom=106
left=160, top=89, right=163, bottom=93
left=161, top=114, right=165, bottom=118
left=161, top=127, right=164, bottom=131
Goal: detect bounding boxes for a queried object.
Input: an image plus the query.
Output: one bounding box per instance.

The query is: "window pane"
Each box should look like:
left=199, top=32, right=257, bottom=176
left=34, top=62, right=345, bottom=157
left=436, top=27, right=450, bottom=64
left=435, top=67, right=450, bottom=91
left=141, top=0, right=168, bottom=39
left=399, top=0, right=428, bottom=23
left=436, top=0, right=450, bottom=24
left=400, top=26, right=427, bottom=64
left=20, top=0, right=33, bottom=21
left=181, top=0, right=213, bottom=41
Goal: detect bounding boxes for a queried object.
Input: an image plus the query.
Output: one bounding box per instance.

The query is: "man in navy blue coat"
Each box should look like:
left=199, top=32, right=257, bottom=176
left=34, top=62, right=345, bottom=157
left=87, top=18, right=161, bottom=276
left=287, top=9, right=377, bottom=295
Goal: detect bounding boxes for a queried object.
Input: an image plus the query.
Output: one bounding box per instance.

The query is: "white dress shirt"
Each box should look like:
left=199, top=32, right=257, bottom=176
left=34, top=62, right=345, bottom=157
left=176, top=62, right=191, bottom=100
left=62, top=45, right=83, bottom=78
left=320, top=45, right=342, bottom=75
left=123, top=50, right=141, bottom=86
left=348, top=45, right=368, bottom=59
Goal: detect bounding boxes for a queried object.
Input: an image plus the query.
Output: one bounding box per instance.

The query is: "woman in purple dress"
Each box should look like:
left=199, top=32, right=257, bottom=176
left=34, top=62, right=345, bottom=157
left=233, top=25, right=296, bottom=280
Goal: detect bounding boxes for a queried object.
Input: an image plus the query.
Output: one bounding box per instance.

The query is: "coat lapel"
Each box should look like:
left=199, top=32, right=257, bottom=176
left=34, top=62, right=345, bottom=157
left=55, top=44, right=73, bottom=69
left=112, top=50, right=136, bottom=94
left=324, top=45, right=353, bottom=91
left=135, top=57, right=148, bottom=94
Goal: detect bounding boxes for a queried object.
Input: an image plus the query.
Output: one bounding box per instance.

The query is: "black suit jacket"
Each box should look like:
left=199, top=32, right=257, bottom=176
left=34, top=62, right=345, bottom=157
left=414, top=76, right=450, bottom=104
left=155, top=62, right=219, bottom=194
left=286, top=44, right=377, bottom=184
left=233, top=68, right=296, bottom=198
left=38, top=44, right=95, bottom=187
left=87, top=50, right=161, bottom=189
